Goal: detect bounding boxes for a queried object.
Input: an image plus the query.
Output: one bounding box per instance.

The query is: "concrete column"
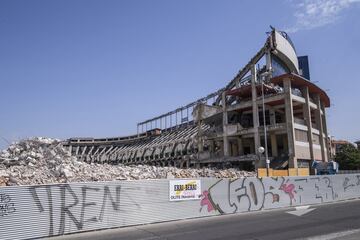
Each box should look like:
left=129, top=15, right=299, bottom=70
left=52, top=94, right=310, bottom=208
left=237, top=138, right=244, bottom=155
left=321, top=104, right=330, bottom=160
left=283, top=135, right=288, bottom=153
left=266, top=50, right=273, bottom=75
left=302, top=87, right=314, bottom=161
left=250, top=140, right=255, bottom=154
left=195, top=162, right=200, bottom=169
left=314, top=94, right=327, bottom=162
left=222, top=92, right=230, bottom=157
left=270, top=134, right=278, bottom=157
left=196, top=105, right=203, bottom=162
left=68, top=145, right=73, bottom=155
left=210, top=140, right=215, bottom=153
left=75, top=146, right=80, bottom=156
left=283, top=78, right=297, bottom=168
left=230, top=140, right=237, bottom=156
left=269, top=108, right=276, bottom=126
left=251, top=65, right=261, bottom=167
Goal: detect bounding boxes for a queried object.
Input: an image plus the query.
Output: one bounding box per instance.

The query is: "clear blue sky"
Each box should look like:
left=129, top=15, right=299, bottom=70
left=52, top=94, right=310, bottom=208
left=1, top=0, right=359, bottom=149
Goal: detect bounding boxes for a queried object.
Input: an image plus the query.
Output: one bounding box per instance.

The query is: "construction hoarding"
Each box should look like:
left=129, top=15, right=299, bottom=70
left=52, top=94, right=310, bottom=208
left=1, top=174, right=360, bottom=240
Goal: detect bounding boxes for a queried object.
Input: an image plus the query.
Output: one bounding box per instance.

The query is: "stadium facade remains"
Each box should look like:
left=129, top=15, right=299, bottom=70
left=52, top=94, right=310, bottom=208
left=63, top=28, right=330, bottom=171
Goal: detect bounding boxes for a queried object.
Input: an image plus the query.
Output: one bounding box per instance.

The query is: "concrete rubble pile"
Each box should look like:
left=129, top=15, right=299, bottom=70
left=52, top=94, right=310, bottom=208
left=0, top=137, right=255, bottom=186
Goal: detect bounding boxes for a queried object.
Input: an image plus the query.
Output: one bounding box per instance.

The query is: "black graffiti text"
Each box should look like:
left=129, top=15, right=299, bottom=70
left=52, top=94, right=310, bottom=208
left=29, top=184, right=121, bottom=236
left=0, top=193, right=16, bottom=217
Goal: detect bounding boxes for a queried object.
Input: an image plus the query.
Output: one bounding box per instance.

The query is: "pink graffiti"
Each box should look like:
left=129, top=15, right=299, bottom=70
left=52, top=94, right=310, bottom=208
left=200, top=190, right=215, bottom=212
left=280, top=183, right=296, bottom=200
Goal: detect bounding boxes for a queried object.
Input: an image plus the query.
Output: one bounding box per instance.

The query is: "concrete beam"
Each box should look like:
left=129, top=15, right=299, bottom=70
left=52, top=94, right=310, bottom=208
left=227, top=93, right=285, bottom=112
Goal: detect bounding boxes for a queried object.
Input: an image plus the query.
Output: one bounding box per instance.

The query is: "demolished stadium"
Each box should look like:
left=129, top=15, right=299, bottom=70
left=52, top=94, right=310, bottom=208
left=63, top=28, right=331, bottom=173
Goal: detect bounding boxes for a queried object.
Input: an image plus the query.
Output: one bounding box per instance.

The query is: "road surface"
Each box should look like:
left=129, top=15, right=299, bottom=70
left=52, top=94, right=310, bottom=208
left=46, top=199, right=360, bottom=240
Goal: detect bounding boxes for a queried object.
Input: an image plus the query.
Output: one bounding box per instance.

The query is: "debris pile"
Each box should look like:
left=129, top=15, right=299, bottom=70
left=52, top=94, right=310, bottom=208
left=0, top=137, right=255, bottom=186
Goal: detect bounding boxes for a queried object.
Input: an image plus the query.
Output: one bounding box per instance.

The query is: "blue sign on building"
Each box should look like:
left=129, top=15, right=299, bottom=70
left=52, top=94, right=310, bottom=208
left=298, top=56, right=310, bottom=80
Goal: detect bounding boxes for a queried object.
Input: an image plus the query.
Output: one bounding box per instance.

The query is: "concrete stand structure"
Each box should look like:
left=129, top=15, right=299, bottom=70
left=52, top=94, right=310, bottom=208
left=63, top=28, right=331, bottom=173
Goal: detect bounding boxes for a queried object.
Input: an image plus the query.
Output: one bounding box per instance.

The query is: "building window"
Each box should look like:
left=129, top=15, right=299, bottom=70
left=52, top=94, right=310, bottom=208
left=295, top=129, right=308, bottom=142
left=312, top=134, right=320, bottom=145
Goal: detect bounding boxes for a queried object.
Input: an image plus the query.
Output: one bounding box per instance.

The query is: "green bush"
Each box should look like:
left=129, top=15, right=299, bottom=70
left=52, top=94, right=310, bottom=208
left=335, top=144, right=360, bottom=170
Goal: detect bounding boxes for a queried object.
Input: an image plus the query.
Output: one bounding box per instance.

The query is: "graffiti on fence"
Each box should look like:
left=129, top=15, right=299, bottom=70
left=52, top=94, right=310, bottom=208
left=1, top=175, right=360, bottom=240
left=29, top=184, right=121, bottom=236
left=0, top=193, right=16, bottom=216
left=200, top=190, right=215, bottom=212
left=199, top=175, right=360, bottom=214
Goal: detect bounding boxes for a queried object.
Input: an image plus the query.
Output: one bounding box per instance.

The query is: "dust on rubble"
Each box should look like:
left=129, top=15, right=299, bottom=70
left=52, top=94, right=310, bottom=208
left=0, top=137, right=255, bottom=186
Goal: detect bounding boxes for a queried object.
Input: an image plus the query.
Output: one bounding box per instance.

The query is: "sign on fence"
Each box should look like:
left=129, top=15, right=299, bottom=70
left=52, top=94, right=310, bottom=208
left=169, top=179, right=201, bottom=201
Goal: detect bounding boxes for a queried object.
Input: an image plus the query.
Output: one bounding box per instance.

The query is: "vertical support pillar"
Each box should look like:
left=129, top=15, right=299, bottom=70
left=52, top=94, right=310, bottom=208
left=250, top=140, right=255, bottom=154
left=222, top=91, right=229, bottom=157
left=251, top=65, right=261, bottom=167
left=283, top=78, right=297, bottom=168
left=270, top=134, right=278, bottom=157
left=302, top=87, right=314, bottom=161
left=266, top=50, right=273, bottom=75
left=314, top=94, right=327, bottom=162
left=196, top=104, right=203, bottom=164
left=321, top=104, right=330, bottom=160
left=69, top=145, right=73, bottom=155
left=175, top=111, right=178, bottom=127
left=269, top=108, right=276, bottom=126
left=283, top=135, right=288, bottom=153
left=237, top=138, right=244, bottom=155
left=187, top=107, right=189, bottom=124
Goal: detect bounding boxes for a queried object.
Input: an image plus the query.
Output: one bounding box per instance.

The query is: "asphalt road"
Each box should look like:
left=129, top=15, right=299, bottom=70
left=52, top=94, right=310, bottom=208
left=47, top=199, right=360, bottom=240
